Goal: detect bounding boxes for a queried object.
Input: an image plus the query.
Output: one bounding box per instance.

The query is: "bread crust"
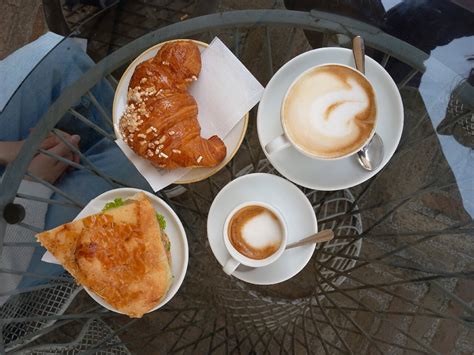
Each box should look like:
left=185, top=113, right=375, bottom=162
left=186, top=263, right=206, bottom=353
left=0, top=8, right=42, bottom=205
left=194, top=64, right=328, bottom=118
left=36, top=193, right=172, bottom=318
left=119, top=41, right=226, bottom=169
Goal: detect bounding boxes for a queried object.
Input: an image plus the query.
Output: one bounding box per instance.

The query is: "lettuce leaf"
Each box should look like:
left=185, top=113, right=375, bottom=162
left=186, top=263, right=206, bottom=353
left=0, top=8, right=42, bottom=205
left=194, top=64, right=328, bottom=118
left=102, top=198, right=124, bottom=211
left=156, top=213, right=166, bottom=230
left=102, top=197, right=166, bottom=230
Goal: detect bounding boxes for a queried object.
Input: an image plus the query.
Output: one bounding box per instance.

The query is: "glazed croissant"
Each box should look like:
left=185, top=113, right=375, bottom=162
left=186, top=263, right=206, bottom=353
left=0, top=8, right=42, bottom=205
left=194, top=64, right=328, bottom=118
left=119, top=41, right=226, bottom=169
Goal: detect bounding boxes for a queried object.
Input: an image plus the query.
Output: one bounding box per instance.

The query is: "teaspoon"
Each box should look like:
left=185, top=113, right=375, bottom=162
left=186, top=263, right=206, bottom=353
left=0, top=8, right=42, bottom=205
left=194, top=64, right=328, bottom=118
left=286, top=229, right=334, bottom=250
left=352, top=36, right=385, bottom=171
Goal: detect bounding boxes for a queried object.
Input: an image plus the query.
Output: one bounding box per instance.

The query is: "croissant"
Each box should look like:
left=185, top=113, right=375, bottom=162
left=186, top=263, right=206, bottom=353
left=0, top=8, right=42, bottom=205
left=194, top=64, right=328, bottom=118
left=119, top=41, right=226, bottom=169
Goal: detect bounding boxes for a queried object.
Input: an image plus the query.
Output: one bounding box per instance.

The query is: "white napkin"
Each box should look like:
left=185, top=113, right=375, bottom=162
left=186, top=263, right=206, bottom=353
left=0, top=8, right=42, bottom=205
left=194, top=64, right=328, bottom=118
left=115, top=37, right=264, bottom=191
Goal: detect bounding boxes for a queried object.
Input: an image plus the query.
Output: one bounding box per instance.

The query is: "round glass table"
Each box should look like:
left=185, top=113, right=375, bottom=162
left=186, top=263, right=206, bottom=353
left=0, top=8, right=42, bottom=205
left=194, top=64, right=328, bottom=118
left=1, top=4, right=473, bottom=354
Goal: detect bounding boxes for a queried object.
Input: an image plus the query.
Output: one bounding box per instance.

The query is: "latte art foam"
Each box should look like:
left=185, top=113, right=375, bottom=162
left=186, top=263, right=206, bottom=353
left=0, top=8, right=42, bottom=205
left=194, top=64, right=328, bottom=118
left=283, top=65, right=377, bottom=158
left=228, top=206, right=283, bottom=260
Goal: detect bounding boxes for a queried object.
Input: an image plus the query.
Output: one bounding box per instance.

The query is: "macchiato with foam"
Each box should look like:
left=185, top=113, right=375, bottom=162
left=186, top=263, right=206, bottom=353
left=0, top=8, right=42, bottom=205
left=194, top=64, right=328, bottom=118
left=228, top=205, right=284, bottom=260
left=222, top=201, right=288, bottom=275
left=281, top=64, right=377, bottom=159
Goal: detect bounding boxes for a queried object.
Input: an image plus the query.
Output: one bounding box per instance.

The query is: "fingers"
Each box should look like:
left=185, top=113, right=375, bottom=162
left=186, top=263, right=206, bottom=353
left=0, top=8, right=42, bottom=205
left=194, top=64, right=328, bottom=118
left=30, top=127, right=58, bottom=150
left=48, top=135, right=81, bottom=158
left=38, top=129, right=76, bottom=150
left=40, top=135, right=61, bottom=150
left=64, top=150, right=81, bottom=165
left=64, top=151, right=75, bottom=163
left=27, top=152, right=71, bottom=184
left=28, top=134, right=81, bottom=184
left=65, top=151, right=77, bottom=175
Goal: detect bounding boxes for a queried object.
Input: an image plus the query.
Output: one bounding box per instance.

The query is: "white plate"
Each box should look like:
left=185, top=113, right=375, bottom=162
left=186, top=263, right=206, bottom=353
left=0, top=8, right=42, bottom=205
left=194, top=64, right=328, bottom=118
left=207, top=173, right=317, bottom=285
left=257, top=47, right=404, bottom=191
left=113, top=39, right=248, bottom=184
left=73, top=188, right=187, bottom=315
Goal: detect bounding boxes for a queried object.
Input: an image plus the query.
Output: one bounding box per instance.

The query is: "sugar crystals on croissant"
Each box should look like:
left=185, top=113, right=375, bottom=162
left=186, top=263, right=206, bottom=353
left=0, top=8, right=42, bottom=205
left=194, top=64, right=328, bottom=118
left=119, top=41, right=226, bottom=169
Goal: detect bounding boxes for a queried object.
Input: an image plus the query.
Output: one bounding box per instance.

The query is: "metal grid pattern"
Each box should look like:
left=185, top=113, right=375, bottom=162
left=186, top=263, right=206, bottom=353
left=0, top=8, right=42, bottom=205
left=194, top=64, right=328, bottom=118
left=0, top=9, right=472, bottom=354
left=313, top=191, right=362, bottom=292
left=43, top=0, right=217, bottom=61
left=19, top=319, right=131, bottom=354
left=1, top=274, right=81, bottom=352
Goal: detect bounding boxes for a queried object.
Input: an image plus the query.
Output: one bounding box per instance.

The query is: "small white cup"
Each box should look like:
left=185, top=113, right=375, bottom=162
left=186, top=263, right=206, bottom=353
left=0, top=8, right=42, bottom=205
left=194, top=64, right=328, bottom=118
left=222, top=201, right=288, bottom=275
left=265, top=63, right=377, bottom=160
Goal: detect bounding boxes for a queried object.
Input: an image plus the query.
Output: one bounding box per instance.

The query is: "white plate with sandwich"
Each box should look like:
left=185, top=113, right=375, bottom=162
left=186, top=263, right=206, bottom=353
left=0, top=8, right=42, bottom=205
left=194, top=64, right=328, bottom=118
left=38, top=188, right=188, bottom=318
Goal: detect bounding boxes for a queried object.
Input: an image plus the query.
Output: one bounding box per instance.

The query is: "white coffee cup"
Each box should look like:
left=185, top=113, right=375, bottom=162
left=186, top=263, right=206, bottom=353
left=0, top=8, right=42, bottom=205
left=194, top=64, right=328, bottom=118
left=265, top=63, right=377, bottom=160
left=222, top=201, right=288, bottom=275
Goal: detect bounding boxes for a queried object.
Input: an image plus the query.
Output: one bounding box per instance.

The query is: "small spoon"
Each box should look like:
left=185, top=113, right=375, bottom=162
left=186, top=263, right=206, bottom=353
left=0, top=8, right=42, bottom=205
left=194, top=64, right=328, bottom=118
left=352, top=36, right=385, bottom=171
left=286, top=229, right=334, bottom=250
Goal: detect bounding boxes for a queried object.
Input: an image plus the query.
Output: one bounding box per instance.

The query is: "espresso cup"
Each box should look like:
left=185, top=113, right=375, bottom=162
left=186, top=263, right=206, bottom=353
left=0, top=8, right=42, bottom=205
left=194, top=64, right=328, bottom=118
left=222, top=201, right=288, bottom=275
left=265, top=63, right=378, bottom=160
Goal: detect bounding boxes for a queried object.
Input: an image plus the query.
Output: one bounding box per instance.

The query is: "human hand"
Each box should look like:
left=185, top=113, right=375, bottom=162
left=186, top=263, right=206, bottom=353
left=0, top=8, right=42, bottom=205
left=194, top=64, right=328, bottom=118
left=0, top=130, right=81, bottom=166
left=27, top=135, right=81, bottom=184
left=39, top=130, right=81, bottom=165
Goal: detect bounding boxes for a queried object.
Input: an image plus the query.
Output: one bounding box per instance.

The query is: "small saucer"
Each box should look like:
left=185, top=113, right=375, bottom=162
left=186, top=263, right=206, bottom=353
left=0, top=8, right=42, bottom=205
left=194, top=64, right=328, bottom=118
left=207, top=173, right=317, bottom=285
left=257, top=47, right=404, bottom=191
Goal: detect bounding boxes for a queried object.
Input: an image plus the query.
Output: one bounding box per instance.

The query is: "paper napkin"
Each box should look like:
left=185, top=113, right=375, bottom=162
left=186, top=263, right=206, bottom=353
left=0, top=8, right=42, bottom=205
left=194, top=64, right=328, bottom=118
left=116, top=37, right=264, bottom=191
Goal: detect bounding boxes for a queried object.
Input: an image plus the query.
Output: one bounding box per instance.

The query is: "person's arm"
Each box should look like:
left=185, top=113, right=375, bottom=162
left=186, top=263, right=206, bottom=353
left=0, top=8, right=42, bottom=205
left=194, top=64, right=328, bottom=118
left=0, top=134, right=81, bottom=183
left=0, top=130, right=80, bottom=166
left=0, top=141, right=24, bottom=165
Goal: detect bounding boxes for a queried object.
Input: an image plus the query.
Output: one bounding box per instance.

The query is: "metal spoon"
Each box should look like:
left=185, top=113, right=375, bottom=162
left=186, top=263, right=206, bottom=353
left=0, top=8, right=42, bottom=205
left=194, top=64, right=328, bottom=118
left=352, top=36, right=385, bottom=171
left=286, top=229, right=334, bottom=250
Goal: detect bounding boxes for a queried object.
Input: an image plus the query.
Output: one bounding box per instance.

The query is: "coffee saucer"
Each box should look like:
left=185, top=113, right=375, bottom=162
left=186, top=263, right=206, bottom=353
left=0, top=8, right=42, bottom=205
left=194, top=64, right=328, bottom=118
left=257, top=47, right=404, bottom=190
left=207, top=173, right=317, bottom=285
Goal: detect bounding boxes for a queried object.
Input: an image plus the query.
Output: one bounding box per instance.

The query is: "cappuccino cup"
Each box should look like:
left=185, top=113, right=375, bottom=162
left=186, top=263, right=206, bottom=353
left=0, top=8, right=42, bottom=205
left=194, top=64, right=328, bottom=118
left=265, top=63, right=377, bottom=160
left=222, top=201, right=288, bottom=275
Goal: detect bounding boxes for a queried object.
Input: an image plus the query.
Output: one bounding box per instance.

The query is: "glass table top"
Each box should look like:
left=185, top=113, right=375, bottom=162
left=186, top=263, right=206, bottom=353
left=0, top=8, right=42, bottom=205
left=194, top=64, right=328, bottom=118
left=0, top=2, right=472, bottom=353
